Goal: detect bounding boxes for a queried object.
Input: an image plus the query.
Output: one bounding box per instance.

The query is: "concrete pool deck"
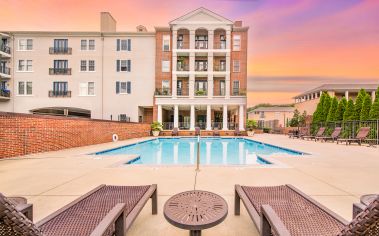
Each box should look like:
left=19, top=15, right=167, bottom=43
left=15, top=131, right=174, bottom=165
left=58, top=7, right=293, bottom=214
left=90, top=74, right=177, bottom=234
left=1, top=134, right=378, bottom=235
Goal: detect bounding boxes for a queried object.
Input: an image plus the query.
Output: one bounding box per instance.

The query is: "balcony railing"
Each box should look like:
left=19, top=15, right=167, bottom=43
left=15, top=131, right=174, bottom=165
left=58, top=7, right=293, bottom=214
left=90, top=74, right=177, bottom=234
left=49, top=47, right=72, bottom=54
left=0, top=65, right=10, bottom=75
left=0, top=89, right=10, bottom=98
left=49, top=68, right=72, bottom=75
left=48, top=90, right=71, bottom=97
left=162, top=122, right=174, bottom=130
left=177, top=88, right=189, bottom=96
left=232, top=89, right=247, bottom=96
left=177, top=41, right=189, bottom=49
left=195, top=122, right=206, bottom=130
left=154, top=88, right=171, bottom=96
left=214, top=90, right=226, bottom=96
left=177, top=64, right=189, bottom=71
left=214, top=41, right=227, bottom=49
left=212, top=122, right=222, bottom=129
left=195, top=65, right=208, bottom=72
left=195, top=90, right=207, bottom=96
left=179, top=122, right=190, bottom=130
left=213, top=65, right=226, bottom=72
left=0, top=45, right=11, bottom=54
left=195, top=41, right=208, bottom=49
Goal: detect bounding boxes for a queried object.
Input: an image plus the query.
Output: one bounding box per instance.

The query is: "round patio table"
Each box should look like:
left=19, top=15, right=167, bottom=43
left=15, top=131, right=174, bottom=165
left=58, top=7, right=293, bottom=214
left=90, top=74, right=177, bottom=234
left=360, top=194, right=379, bottom=206
left=164, top=190, right=228, bottom=236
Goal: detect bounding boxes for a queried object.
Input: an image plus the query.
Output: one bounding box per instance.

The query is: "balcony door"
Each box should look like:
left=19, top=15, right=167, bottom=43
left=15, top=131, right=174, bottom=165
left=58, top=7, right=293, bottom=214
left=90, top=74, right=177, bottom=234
left=219, top=80, right=225, bottom=96
left=53, top=82, right=68, bottom=92
left=195, top=81, right=207, bottom=92
left=195, top=60, right=208, bottom=71
left=177, top=80, right=182, bottom=95
left=54, top=60, right=68, bottom=69
left=54, top=39, right=68, bottom=49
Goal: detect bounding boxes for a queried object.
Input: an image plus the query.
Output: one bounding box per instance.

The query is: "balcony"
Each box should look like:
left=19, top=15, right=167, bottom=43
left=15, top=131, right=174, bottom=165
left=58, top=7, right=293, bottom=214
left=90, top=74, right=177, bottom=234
left=0, top=44, right=11, bottom=57
left=214, top=41, right=227, bottom=50
left=154, top=88, right=171, bottom=96
left=177, top=41, right=189, bottom=49
left=49, top=47, right=72, bottom=55
left=232, top=89, right=247, bottom=96
left=213, top=65, right=226, bottom=72
left=0, top=89, right=10, bottom=101
left=177, top=64, right=189, bottom=72
left=49, top=68, right=72, bottom=75
left=0, top=65, right=10, bottom=78
left=195, top=90, right=207, bottom=96
left=177, top=88, right=189, bottom=96
left=48, top=90, right=71, bottom=98
left=195, top=65, right=208, bottom=72
left=195, top=41, right=208, bottom=49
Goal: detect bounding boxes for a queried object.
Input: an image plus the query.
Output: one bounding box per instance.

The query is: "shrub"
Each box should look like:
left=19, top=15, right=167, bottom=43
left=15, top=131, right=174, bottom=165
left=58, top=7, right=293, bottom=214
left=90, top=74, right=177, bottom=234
left=246, top=119, right=257, bottom=131
left=360, top=94, right=372, bottom=120
left=263, top=127, right=271, bottom=133
left=369, top=99, right=379, bottom=119
left=335, top=97, right=347, bottom=121
left=326, top=97, right=338, bottom=122
left=352, top=88, right=367, bottom=120
left=321, top=93, right=331, bottom=122
left=151, top=121, right=163, bottom=131
left=343, top=99, right=354, bottom=121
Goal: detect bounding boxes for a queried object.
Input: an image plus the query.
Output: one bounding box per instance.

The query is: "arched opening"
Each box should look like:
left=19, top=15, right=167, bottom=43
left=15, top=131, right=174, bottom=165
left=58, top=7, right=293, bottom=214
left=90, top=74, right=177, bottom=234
left=195, top=28, right=208, bottom=49
left=214, top=28, right=226, bottom=49
left=177, top=28, right=189, bottom=49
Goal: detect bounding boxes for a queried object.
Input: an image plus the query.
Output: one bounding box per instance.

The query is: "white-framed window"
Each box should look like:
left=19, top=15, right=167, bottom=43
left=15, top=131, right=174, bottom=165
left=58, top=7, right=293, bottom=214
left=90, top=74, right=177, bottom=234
left=233, top=80, right=240, bottom=95
left=81, top=39, right=95, bottom=51
left=17, top=60, right=32, bottom=72
left=162, top=80, right=170, bottom=90
left=18, top=81, right=32, bottom=95
left=233, top=35, right=241, bottom=51
left=79, top=82, right=95, bottom=96
left=116, top=60, right=131, bottom=72
left=80, top=60, right=87, bottom=71
left=116, top=81, right=131, bottom=94
left=80, top=60, right=96, bottom=72
left=81, top=40, right=87, bottom=50
left=233, top=60, right=240, bottom=72
left=163, top=35, right=170, bottom=51
left=162, top=60, right=170, bottom=72
left=89, top=40, right=95, bottom=50
left=18, top=39, right=33, bottom=50
left=116, top=39, right=131, bottom=51
left=88, top=60, right=95, bottom=71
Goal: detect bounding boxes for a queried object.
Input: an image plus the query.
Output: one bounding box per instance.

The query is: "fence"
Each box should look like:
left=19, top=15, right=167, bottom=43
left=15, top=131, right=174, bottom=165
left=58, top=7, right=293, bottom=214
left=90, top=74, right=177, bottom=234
left=312, top=120, right=379, bottom=145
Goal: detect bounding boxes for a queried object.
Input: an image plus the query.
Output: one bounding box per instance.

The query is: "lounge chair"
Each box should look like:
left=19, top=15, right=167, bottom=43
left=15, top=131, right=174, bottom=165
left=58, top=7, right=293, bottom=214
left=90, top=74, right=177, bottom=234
left=301, top=127, right=325, bottom=140
left=0, top=184, right=157, bottom=236
left=315, top=127, right=342, bottom=142
left=195, top=127, right=200, bottom=136
left=172, top=127, right=178, bottom=136
left=337, top=127, right=370, bottom=145
left=235, top=184, right=379, bottom=236
left=213, top=128, right=220, bottom=136
left=234, top=127, right=241, bottom=136
left=289, top=127, right=308, bottom=139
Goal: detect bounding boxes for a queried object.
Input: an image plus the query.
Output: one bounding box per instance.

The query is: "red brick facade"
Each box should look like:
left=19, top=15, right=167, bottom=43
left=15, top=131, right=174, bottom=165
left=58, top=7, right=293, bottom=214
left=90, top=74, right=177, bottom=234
left=231, top=29, right=248, bottom=93
left=0, top=112, right=150, bottom=158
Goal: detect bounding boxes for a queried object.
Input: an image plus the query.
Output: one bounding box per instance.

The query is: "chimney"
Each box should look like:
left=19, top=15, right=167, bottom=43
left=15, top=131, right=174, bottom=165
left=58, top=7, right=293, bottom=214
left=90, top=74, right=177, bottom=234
left=100, top=12, right=116, bottom=32
left=136, top=25, right=147, bottom=32
left=234, top=21, right=243, bottom=27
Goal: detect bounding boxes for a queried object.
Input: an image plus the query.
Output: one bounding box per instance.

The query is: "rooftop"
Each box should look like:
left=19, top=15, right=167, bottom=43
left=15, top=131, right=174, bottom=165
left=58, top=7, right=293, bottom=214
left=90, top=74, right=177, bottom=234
left=249, top=106, right=295, bottom=113
left=294, top=83, right=379, bottom=98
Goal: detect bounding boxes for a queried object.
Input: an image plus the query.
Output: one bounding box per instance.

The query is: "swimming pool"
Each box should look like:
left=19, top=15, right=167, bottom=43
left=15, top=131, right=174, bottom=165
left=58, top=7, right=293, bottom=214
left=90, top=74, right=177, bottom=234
left=95, top=137, right=304, bottom=166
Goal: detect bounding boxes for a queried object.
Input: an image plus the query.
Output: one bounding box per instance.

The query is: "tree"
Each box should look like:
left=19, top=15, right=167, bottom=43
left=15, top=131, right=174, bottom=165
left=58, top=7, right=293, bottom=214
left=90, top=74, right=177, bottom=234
left=289, top=109, right=301, bottom=127
left=369, top=99, right=379, bottom=119
left=321, top=93, right=331, bottom=122
left=343, top=98, right=354, bottom=121
left=360, top=94, right=372, bottom=120
left=299, top=111, right=307, bottom=126
left=335, top=97, right=347, bottom=121
left=352, top=88, right=367, bottom=120
left=326, top=97, right=338, bottom=121
left=375, top=86, right=379, bottom=102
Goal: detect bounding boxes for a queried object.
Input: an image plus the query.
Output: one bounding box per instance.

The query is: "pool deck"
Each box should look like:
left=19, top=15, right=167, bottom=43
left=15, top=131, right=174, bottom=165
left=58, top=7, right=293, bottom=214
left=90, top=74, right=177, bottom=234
left=1, top=134, right=378, bottom=235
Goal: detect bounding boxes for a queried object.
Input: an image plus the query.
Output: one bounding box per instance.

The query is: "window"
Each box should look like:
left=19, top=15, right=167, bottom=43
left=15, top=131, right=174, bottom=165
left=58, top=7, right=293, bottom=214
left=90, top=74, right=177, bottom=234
left=89, top=40, right=95, bottom=50
left=88, top=60, right=95, bottom=71
left=116, top=60, right=131, bottom=72
left=18, top=60, right=32, bottom=71
left=81, top=40, right=87, bottom=50
left=233, top=80, right=240, bottom=95
left=54, top=60, right=68, bottom=69
left=233, top=35, right=241, bottom=51
left=80, top=60, right=87, bottom=71
left=233, top=60, right=240, bottom=72
left=18, top=39, right=33, bottom=50
left=163, top=35, right=170, bottom=51
left=18, top=81, right=32, bottom=95
left=116, top=81, right=131, bottom=94
left=220, top=80, right=225, bottom=96
left=53, top=39, right=68, bottom=49
left=79, top=82, right=95, bottom=96
left=162, top=60, right=170, bottom=72
left=162, top=80, right=170, bottom=89
left=116, top=39, right=131, bottom=51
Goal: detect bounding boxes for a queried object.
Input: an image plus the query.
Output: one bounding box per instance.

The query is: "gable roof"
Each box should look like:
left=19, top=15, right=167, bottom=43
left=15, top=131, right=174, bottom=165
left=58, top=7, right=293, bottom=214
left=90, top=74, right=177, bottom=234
left=249, top=106, right=295, bottom=113
left=169, top=7, right=233, bottom=25
left=294, top=83, right=379, bottom=98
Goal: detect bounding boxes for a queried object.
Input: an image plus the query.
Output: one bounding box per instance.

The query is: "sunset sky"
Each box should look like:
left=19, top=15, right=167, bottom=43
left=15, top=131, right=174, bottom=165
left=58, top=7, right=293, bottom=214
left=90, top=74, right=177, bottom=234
left=1, top=0, right=378, bottom=107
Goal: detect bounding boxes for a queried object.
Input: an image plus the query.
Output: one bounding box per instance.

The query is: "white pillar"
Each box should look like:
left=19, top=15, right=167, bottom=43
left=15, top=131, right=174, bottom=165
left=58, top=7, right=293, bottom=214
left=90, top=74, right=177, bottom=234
left=157, top=105, right=162, bottom=123
left=239, top=105, right=245, bottom=131
left=207, top=75, right=213, bottom=98
left=225, top=74, right=230, bottom=99
left=206, top=105, right=212, bottom=130
left=222, top=104, right=228, bottom=130
left=226, top=30, right=231, bottom=50
left=372, top=91, right=376, bottom=102
left=208, top=30, right=214, bottom=49
left=172, top=74, right=177, bottom=98
left=174, top=105, right=179, bottom=128
left=189, top=30, right=195, bottom=49
left=172, top=30, right=177, bottom=50
left=190, top=105, right=195, bottom=131
left=345, top=91, right=349, bottom=100
left=189, top=52, right=195, bottom=98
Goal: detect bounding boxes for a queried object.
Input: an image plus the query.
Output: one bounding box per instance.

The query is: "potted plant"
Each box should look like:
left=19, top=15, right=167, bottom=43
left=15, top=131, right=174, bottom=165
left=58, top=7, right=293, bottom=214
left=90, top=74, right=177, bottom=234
left=151, top=121, right=163, bottom=137
left=246, top=119, right=257, bottom=136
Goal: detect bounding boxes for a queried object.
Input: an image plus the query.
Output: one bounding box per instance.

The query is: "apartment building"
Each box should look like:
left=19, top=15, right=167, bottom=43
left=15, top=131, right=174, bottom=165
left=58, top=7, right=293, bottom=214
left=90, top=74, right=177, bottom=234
left=154, top=8, right=248, bottom=131
left=0, top=8, right=248, bottom=130
left=248, top=106, right=294, bottom=128
left=294, top=84, right=378, bottom=115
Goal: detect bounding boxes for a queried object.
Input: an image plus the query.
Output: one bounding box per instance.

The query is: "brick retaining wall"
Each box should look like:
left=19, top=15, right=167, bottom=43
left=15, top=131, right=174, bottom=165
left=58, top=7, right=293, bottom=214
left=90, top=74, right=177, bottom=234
left=0, top=112, right=151, bottom=158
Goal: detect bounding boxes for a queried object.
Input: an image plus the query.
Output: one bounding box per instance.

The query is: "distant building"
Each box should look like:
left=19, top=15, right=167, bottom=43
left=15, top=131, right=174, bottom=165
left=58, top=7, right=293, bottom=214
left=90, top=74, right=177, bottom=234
left=248, top=106, right=294, bottom=129
left=294, top=84, right=378, bottom=115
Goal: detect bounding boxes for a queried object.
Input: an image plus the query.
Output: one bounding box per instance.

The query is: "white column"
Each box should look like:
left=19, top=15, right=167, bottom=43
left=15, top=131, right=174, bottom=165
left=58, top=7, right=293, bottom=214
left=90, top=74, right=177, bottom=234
left=222, top=104, right=228, bottom=130
left=239, top=105, right=245, bottom=131
left=172, top=30, right=177, bottom=50
left=190, top=105, right=195, bottom=131
left=208, top=30, right=214, bottom=49
left=157, top=105, right=162, bottom=123
left=320, top=91, right=323, bottom=97
left=207, top=75, right=213, bottom=98
left=189, top=75, right=195, bottom=98
left=225, top=74, right=230, bottom=99
left=172, top=74, right=177, bottom=98
left=206, top=105, right=212, bottom=130
left=174, top=105, right=179, bottom=128
left=189, top=30, right=195, bottom=49
left=372, top=91, right=376, bottom=102
left=345, top=91, right=349, bottom=100
left=226, top=30, right=231, bottom=50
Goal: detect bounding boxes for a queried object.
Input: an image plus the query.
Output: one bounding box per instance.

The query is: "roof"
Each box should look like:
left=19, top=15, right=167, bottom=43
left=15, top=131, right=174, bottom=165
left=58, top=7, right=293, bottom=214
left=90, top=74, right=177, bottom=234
left=294, top=83, right=379, bottom=98
left=169, top=7, right=234, bottom=25
left=249, top=106, right=295, bottom=113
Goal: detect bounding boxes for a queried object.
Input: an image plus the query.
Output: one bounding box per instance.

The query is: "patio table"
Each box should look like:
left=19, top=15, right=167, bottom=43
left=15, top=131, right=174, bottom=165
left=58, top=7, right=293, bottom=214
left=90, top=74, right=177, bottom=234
left=164, top=190, right=228, bottom=236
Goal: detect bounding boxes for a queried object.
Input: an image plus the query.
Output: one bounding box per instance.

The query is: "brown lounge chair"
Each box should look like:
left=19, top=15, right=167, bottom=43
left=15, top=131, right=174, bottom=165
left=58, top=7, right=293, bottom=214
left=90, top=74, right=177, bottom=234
left=172, top=127, right=178, bottom=136
left=337, top=127, right=370, bottom=145
left=213, top=128, right=220, bottom=136
left=289, top=127, right=308, bottom=139
left=315, top=127, right=342, bottom=142
left=235, top=184, right=379, bottom=236
left=0, top=184, right=157, bottom=236
left=301, top=127, right=325, bottom=140
left=234, top=127, right=241, bottom=136
left=195, top=127, right=201, bottom=136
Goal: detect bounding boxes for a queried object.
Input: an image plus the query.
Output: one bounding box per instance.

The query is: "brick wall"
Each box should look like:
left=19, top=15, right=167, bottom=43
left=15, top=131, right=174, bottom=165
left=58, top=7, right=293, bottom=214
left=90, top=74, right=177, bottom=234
left=0, top=112, right=150, bottom=158
left=231, top=29, right=248, bottom=93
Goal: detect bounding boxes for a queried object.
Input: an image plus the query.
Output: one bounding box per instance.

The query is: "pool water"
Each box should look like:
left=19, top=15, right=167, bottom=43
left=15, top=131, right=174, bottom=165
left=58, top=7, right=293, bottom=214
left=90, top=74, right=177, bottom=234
left=95, top=138, right=303, bottom=166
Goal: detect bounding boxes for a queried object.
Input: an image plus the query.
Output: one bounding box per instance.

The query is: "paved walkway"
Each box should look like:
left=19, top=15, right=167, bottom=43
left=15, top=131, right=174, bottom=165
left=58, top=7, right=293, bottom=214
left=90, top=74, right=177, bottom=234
left=0, top=134, right=378, bottom=235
